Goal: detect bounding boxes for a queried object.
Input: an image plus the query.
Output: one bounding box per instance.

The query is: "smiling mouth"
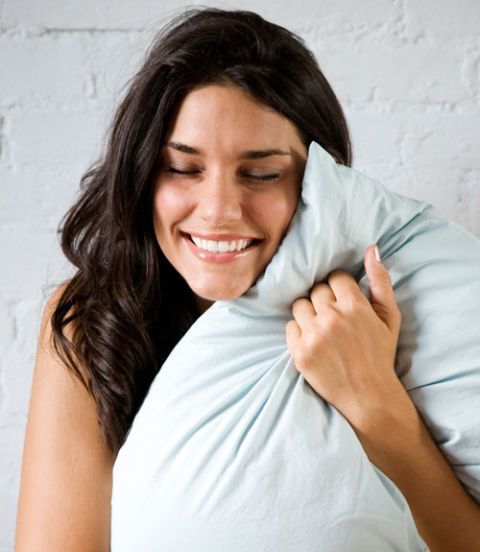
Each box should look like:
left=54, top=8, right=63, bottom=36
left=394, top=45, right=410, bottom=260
left=181, top=232, right=263, bottom=254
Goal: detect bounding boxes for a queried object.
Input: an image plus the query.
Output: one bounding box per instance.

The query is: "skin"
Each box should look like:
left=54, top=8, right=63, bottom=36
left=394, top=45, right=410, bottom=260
left=152, top=82, right=402, bottom=421
left=153, top=83, right=308, bottom=311
left=152, top=83, right=480, bottom=548
left=290, top=252, right=480, bottom=550
left=286, top=250, right=405, bottom=426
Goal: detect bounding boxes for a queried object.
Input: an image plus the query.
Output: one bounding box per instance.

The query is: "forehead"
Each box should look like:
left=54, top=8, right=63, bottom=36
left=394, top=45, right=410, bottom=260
left=166, top=83, right=304, bottom=152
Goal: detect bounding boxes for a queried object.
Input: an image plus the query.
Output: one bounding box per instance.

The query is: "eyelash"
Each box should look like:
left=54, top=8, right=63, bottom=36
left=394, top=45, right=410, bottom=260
left=164, top=167, right=280, bottom=182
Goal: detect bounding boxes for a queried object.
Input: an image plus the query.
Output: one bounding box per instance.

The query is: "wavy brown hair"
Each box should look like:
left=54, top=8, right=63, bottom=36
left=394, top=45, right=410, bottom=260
left=50, top=6, right=352, bottom=458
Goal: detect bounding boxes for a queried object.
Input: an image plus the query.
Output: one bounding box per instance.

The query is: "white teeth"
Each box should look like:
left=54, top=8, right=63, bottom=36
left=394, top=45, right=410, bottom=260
left=218, top=241, right=229, bottom=253
left=190, top=236, right=253, bottom=253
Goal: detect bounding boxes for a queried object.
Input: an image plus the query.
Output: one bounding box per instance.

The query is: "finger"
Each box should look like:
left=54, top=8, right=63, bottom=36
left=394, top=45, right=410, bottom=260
left=291, top=297, right=316, bottom=330
left=310, top=281, right=336, bottom=314
left=364, top=244, right=401, bottom=333
left=285, top=319, right=302, bottom=351
left=327, top=269, right=364, bottom=305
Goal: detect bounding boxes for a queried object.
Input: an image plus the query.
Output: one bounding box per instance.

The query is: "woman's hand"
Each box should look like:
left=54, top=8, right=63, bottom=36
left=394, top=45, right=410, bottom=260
left=285, top=244, right=407, bottom=427
left=286, top=244, right=480, bottom=550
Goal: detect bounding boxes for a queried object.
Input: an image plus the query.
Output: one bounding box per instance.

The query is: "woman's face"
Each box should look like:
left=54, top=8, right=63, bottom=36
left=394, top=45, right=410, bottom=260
left=152, top=83, right=308, bottom=312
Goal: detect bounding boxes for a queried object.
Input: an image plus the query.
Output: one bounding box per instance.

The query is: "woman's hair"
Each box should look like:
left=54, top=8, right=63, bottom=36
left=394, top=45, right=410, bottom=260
left=50, top=7, right=352, bottom=457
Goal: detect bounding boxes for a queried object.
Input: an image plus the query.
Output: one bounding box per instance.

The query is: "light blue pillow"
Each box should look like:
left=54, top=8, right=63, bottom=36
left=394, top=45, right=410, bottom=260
left=111, top=141, right=480, bottom=551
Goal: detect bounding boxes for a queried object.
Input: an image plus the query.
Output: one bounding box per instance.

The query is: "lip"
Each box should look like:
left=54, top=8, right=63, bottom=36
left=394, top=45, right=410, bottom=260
left=183, top=231, right=260, bottom=241
left=182, top=233, right=260, bottom=264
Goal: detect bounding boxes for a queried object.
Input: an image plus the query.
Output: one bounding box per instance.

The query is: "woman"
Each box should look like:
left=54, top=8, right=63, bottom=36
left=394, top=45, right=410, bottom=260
left=15, top=7, right=480, bottom=551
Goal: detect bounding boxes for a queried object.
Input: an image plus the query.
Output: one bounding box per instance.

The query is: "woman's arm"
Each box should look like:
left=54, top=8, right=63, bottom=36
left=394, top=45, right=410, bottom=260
left=285, top=244, right=480, bottom=551
left=15, top=283, right=114, bottom=551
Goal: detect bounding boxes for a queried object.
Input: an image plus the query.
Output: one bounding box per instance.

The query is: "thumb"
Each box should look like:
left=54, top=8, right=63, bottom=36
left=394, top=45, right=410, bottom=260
left=365, top=244, right=401, bottom=334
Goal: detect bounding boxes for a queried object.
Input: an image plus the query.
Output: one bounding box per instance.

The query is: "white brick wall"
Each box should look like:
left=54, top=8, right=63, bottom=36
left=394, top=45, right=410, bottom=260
left=1, top=1, right=479, bottom=549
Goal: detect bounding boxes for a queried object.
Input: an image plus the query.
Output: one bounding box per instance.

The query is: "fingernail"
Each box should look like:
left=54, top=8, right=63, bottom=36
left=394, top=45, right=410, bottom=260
left=374, top=245, right=381, bottom=262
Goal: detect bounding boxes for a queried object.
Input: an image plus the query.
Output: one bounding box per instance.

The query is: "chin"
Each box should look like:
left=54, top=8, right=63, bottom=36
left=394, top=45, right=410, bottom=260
left=192, top=281, right=252, bottom=302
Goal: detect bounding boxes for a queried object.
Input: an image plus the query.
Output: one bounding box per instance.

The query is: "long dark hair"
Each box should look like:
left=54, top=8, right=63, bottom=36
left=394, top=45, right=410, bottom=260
left=50, top=7, right=352, bottom=458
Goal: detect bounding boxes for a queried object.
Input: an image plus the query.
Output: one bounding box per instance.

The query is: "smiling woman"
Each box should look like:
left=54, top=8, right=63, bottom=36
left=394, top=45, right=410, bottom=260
left=16, top=6, right=479, bottom=552
left=153, top=83, right=307, bottom=308
left=15, top=9, right=353, bottom=548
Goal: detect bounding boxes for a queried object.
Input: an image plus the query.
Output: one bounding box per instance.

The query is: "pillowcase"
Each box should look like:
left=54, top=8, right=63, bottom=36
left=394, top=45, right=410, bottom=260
left=111, top=140, right=480, bottom=551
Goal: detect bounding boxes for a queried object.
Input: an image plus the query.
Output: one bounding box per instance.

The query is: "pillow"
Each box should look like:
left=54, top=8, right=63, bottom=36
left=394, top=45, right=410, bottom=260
left=111, top=141, right=480, bottom=551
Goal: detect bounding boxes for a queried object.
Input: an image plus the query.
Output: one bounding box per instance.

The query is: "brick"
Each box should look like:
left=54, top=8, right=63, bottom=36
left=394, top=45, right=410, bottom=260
left=372, top=165, right=468, bottom=229
left=1, top=351, right=35, bottom=416
left=395, top=110, right=480, bottom=169
left=1, top=1, right=192, bottom=30
left=8, top=106, right=113, bottom=167
left=0, top=490, right=19, bottom=552
left=0, top=300, right=15, bottom=359
left=2, top=1, right=400, bottom=32
left=314, top=41, right=470, bottom=105
left=0, top=165, right=83, bottom=225
left=456, top=170, right=480, bottom=238
left=82, top=31, right=152, bottom=102
left=0, top=3, right=479, bottom=548
left=458, top=40, right=480, bottom=105
left=1, top=302, right=46, bottom=424
left=404, top=0, right=480, bottom=43
left=0, top=116, right=4, bottom=161
left=346, top=108, right=480, bottom=170
left=0, top=34, right=88, bottom=107
left=345, top=108, right=404, bottom=168
left=0, top=425, right=25, bottom=490
left=254, top=0, right=403, bottom=35
left=0, top=222, right=71, bottom=302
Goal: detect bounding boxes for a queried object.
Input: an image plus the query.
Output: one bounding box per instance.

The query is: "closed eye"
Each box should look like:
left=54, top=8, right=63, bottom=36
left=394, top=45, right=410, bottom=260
left=246, top=173, right=280, bottom=181
left=164, top=167, right=280, bottom=181
left=164, top=167, right=199, bottom=176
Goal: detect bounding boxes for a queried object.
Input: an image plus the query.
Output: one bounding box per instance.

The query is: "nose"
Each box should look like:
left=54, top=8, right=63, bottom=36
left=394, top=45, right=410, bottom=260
left=196, top=168, right=243, bottom=226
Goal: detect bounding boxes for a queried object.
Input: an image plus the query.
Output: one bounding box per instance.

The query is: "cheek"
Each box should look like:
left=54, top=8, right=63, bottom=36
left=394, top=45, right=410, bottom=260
left=254, top=187, right=299, bottom=239
left=152, top=183, right=192, bottom=234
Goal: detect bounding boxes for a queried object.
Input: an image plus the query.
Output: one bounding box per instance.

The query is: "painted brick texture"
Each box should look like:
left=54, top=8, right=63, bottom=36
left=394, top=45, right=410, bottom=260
left=1, top=1, right=479, bottom=550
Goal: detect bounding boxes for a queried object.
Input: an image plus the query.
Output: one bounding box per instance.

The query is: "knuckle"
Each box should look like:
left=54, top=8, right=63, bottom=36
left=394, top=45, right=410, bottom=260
left=285, top=319, right=295, bottom=334
left=296, top=347, right=312, bottom=368
left=303, top=331, right=319, bottom=351
left=311, top=281, right=327, bottom=295
left=292, top=297, right=308, bottom=309
left=328, top=269, right=343, bottom=281
left=291, top=299, right=303, bottom=315
left=343, top=295, right=363, bottom=314
left=322, top=307, right=342, bottom=329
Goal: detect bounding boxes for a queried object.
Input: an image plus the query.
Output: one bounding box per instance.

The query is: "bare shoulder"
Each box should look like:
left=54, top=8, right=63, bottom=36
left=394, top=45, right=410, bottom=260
left=15, top=281, right=114, bottom=551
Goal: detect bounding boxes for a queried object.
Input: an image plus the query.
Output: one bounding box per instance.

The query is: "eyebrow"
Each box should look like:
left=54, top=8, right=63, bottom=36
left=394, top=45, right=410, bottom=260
left=166, top=141, right=292, bottom=159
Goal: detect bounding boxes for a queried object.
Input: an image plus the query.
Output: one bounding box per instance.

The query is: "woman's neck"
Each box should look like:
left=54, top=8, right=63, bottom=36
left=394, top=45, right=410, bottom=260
left=194, top=295, right=214, bottom=315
